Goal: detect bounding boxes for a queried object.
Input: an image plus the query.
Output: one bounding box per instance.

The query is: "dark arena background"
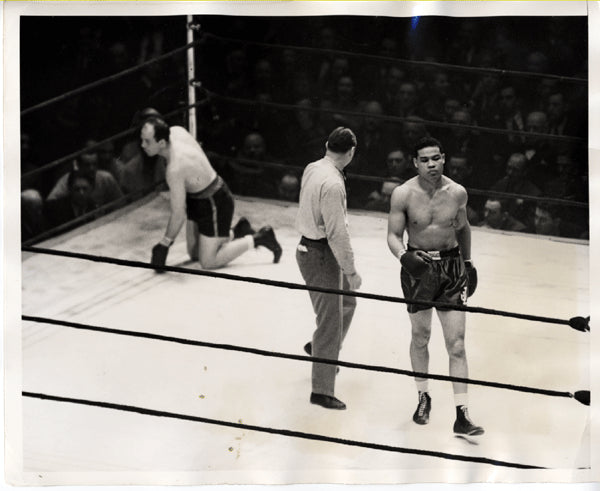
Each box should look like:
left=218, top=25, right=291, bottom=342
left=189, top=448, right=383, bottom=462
left=20, top=15, right=588, bottom=243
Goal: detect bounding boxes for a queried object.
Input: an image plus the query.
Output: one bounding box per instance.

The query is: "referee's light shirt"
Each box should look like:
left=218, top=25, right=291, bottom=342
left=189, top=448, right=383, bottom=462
left=295, top=158, right=357, bottom=276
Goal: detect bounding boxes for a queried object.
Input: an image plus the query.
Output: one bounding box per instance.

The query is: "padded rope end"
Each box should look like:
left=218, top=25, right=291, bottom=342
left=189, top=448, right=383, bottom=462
left=574, top=390, right=590, bottom=406
left=569, top=316, right=590, bottom=332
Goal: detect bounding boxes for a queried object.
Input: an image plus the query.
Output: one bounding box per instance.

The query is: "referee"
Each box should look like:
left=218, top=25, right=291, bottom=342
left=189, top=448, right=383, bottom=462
left=295, top=127, right=362, bottom=410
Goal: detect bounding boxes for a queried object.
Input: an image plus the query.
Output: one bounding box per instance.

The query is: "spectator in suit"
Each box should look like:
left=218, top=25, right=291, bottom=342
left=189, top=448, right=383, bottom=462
left=354, top=100, right=395, bottom=177
left=400, top=117, right=429, bottom=157
left=533, top=202, right=583, bottom=239
left=445, top=154, right=483, bottom=224
left=479, top=198, right=527, bottom=232
left=547, top=91, right=584, bottom=137
left=97, top=140, right=120, bottom=180
left=45, top=170, right=98, bottom=228
left=544, top=150, right=588, bottom=202
left=21, top=189, right=47, bottom=242
left=47, top=139, right=123, bottom=207
left=363, top=149, right=414, bottom=212
left=490, top=152, right=541, bottom=227
left=543, top=150, right=588, bottom=237
left=320, top=74, right=362, bottom=133
left=492, top=83, right=526, bottom=152
left=521, top=111, right=556, bottom=189
left=379, top=65, right=406, bottom=114
left=277, top=173, right=301, bottom=202
left=422, top=70, right=451, bottom=121
left=226, top=131, right=279, bottom=199
left=391, top=81, right=420, bottom=118
left=285, top=98, right=328, bottom=166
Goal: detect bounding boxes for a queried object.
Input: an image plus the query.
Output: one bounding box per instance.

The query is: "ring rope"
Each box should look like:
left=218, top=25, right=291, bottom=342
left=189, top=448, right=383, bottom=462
left=22, top=181, right=162, bottom=247
left=201, top=31, right=587, bottom=85
left=202, top=89, right=587, bottom=145
left=19, top=27, right=587, bottom=120
left=21, top=314, right=584, bottom=401
left=21, top=135, right=588, bottom=216
left=20, top=90, right=586, bottom=185
left=21, top=168, right=588, bottom=256
left=21, top=245, right=588, bottom=330
left=205, top=151, right=589, bottom=210
left=21, top=391, right=546, bottom=470
left=21, top=37, right=207, bottom=117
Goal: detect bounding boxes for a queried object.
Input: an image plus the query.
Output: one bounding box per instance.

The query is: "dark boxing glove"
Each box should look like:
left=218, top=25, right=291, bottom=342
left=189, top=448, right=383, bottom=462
left=400, top=250, right=431, bottom=279
left=464, top=260, right=478, bottom=297
left=151, top=242, right=170, bottom=273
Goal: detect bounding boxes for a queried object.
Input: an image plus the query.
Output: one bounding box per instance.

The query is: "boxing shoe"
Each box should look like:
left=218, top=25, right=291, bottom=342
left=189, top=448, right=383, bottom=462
left=413, top=391, right=431, bottom=425
left=310, top=392, right=346, bottom=410
left=233, top=217, right=255, bottom=239
left=453, top=406, right=484, bottom=436
left=253, top=226, right=282, bottom=263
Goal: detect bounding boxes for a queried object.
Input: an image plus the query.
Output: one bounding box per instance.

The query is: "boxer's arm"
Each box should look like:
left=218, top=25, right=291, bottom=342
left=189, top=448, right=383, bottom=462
left=387, top=186, right=408, bottom=258
left=454, top=186, right=471, bottom=260
left=456, top=209, right=477, bottom=296
left=163, top=170, right=187, bottom=243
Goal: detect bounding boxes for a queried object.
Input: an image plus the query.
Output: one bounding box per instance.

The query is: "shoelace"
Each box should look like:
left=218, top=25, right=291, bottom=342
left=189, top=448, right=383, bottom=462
left=460, top=407, right=475, bottom=426
left=417, top=394, right=428, bottom=416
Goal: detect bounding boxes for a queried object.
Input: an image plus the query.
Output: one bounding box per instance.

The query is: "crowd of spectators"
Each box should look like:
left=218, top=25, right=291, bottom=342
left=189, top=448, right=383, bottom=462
left=20, top=17, right=180, bottom=241
left=195, top=15, right=588, bottom=240
left=21, top=15, right=589, bottom=242
left=21, top=108, right=169, bottom=242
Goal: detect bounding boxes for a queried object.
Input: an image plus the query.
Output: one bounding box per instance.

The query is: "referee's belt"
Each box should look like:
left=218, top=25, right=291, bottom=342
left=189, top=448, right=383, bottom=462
left=300, top=236, right=328, bottom=246
left=407, top=245, right=460, bottom=260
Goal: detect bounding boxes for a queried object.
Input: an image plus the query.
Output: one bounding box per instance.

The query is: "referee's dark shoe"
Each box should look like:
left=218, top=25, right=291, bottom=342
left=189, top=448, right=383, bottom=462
left=310, top=392, right=346, bottom=410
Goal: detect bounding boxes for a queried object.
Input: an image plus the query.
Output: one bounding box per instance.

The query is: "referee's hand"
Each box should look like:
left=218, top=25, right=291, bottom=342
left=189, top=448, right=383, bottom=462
left=347, top=272, right=362, bottom=290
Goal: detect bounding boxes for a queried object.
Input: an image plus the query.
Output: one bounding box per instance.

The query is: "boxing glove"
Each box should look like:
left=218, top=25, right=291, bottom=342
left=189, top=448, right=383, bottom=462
left=465, top=260, right=477, bottom=297
left=400, top=250, right=431, bottom=278
left=151, top=243, right=169, bottom=272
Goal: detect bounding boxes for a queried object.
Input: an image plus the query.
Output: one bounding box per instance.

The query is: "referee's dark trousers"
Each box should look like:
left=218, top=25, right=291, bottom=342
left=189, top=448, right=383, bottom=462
left=296, top=237, right=356, bottom=396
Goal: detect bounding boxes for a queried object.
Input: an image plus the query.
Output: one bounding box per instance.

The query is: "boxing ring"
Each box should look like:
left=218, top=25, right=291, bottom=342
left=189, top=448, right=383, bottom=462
left=10, top=5, right=592, bottom=486
left=19, top=192, right=590, bottom=483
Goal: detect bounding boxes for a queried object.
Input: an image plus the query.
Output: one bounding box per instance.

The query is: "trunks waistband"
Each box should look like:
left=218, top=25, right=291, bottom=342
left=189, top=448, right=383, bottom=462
left=407, top=245, right=460, bottom=260
left=300, top=236, right=328, bottom=246
left=187, top=175, right=223, bottom=200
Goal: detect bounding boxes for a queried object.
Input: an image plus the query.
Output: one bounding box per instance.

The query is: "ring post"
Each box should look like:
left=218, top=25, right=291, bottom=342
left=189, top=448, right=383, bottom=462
left=187, top=15, right=197, bottom=139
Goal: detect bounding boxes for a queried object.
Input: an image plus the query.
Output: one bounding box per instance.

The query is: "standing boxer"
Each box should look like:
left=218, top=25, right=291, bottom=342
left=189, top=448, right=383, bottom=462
left=387, top=136, right=483, bottom=435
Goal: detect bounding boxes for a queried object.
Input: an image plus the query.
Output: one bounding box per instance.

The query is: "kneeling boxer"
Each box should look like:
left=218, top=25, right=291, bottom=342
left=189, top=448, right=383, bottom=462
left=142, top=117, right=281, bottom=271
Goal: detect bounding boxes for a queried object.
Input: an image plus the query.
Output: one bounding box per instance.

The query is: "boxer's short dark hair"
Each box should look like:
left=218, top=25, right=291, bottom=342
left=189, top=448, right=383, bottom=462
left=145, top=117, right=170, bottom=143
left=413, top=136, right=444, bottom=157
